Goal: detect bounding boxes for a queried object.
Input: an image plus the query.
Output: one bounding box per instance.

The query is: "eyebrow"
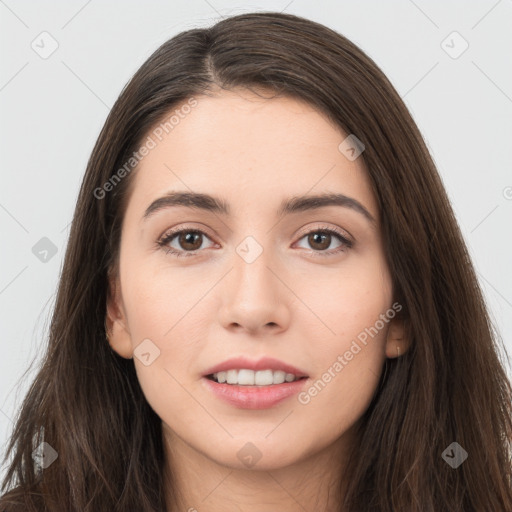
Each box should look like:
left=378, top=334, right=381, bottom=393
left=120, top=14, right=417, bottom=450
left=142, top=191, right=376, bottom=225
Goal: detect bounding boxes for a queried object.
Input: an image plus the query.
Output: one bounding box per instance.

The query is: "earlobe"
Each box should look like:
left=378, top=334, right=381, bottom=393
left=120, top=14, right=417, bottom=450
left=105, top=273, right=133, bottom=360
left=385, top=317, right=410, bottom=359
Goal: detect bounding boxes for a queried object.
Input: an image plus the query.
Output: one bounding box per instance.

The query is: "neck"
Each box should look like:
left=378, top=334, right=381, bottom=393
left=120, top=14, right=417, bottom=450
left=162, top=423, right=357, bottom=512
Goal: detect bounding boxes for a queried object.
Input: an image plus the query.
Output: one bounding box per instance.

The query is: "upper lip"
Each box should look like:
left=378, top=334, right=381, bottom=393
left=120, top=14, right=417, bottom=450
left=203, top=356, right=309, bottom=378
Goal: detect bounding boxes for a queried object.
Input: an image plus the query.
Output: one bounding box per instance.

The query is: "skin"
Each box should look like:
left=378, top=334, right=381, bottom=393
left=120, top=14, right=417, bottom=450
left=106, top=88, right=410, bottom=512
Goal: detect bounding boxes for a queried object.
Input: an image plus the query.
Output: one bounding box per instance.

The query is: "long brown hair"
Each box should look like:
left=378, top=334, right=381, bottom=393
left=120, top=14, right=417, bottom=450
left=1, top=11, right=511, bottom=512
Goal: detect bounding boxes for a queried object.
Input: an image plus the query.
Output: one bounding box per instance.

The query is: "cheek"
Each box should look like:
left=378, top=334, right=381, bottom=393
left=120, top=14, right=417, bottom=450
left=295, top=253, right=391, bottom=403
left=301, top=252, right=392, bottom=347
left=120, top=265, right=210, bottom=421
left=119, top=256, right=219, bottom=397
left=120, top=233, right=203, bottom=328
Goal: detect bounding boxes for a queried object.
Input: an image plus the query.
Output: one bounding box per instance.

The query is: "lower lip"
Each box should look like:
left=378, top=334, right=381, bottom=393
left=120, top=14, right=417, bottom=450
left=201, top=376, right=309, bottom=409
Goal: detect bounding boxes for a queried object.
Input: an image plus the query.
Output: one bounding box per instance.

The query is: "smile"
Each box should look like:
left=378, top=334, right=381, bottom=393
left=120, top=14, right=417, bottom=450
left=207, top=369, right=304, bottom=386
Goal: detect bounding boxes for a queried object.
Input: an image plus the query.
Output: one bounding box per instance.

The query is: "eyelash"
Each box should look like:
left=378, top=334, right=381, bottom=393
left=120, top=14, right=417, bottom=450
left=157, top=225, right=353, bottom=259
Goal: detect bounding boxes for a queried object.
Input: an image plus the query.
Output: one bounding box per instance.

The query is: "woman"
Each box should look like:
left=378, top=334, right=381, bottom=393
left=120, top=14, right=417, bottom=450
left=1, top=11, right=511, bottom=512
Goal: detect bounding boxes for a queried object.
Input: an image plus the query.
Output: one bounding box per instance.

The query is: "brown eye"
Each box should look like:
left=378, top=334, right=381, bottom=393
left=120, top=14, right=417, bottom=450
left=158, top=229, right=215, bottom=257
left=177, top=231, right=203, bottom=251
left=307, top=232, right=332, bottom=251
left=294, top=227, right=353, bottom=257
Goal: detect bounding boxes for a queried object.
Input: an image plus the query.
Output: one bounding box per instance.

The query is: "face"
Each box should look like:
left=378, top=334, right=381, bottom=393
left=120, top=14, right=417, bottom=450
left=106, top=88, right=407, bottom=471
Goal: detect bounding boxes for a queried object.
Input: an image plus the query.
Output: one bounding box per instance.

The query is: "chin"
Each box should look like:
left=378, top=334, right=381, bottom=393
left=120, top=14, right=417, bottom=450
left=203, top=436, right=309, bottom=472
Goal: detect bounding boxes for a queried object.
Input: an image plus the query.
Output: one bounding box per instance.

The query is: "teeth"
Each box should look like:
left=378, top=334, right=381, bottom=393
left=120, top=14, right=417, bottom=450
left=239, top=369, right=256, bottom=385
left=211, top=369, right=301, bottom=386
left=226, top=369, right=238, bottom=384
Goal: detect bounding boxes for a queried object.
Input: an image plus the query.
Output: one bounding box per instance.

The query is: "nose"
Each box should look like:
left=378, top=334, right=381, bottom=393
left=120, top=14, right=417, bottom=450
left=217, top=244, right=291, bottom=335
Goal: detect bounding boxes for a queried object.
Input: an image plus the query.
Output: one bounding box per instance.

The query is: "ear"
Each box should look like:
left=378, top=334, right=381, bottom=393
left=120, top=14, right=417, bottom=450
left=384, top=317, right=410, bottom=359
left=105, top=270, right=133, bottom=359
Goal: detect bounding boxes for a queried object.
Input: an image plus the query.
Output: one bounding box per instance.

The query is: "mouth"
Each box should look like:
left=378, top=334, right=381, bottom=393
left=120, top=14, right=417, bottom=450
left=205, top=369, right=308, bottom=386
left=201, top=356, right=309, bottom=409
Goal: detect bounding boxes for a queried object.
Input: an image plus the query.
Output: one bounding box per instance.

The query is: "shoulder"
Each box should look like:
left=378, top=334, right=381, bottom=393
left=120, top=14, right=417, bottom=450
left=0, top=490, right=35, bottom=512
left=0, top=483, right=48, bottom=512
left=0, top=504, right=27, bottom=512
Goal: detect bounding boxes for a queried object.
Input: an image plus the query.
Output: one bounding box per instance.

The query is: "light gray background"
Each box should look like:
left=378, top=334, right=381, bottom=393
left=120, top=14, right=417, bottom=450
left=1, top=0, right=511, bottom=482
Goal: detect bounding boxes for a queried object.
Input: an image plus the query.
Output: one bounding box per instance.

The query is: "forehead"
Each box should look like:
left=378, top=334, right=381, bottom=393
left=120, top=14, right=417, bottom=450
left=124, top=88, right=378, bottom=223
